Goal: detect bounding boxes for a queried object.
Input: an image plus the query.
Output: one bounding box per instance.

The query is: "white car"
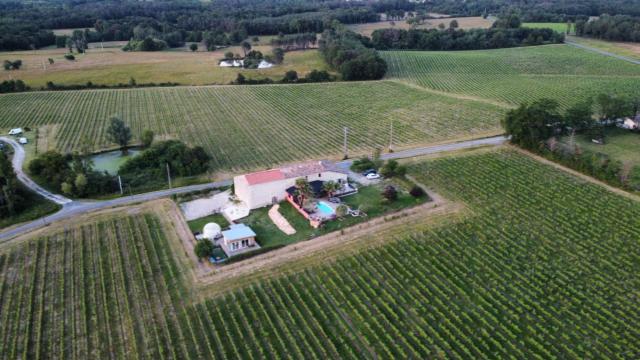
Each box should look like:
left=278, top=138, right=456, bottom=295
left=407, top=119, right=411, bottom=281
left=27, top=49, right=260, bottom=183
left=8, top=128, right=23, bottom=136
left=18, top=137, right=28, bottom=145
left=365, top=172, right=380, bottom=180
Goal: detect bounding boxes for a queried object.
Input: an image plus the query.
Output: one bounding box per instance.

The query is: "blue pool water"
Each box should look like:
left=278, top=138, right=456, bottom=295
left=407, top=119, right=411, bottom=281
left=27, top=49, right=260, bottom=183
left=317, top=201, right=336, bottom=216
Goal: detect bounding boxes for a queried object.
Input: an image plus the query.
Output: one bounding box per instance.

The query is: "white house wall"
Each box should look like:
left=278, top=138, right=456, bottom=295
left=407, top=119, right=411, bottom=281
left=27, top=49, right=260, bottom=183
left=234, top=171, right=348, bottom=209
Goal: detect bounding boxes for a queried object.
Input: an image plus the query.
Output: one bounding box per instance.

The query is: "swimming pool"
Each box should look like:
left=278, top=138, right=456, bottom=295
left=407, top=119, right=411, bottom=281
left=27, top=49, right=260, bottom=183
left=316, top=201, right=336, bottom=217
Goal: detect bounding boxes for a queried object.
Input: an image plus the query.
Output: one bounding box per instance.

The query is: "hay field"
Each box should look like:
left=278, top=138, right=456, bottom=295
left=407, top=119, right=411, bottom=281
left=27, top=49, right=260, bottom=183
left=0, top=45, right=328, bottom=87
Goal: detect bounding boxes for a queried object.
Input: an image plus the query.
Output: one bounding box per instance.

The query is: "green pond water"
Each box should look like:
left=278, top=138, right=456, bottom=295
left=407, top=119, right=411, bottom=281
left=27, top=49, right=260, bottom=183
left=90, top=149, right=141, bottom=175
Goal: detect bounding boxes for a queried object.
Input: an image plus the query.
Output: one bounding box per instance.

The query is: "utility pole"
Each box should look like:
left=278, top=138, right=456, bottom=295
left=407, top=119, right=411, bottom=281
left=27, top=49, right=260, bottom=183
left=166, top=163, right=172, bottom=189
left=343, top=127, right=349, bottom=159
left=118, top=175, right=123, bottom=195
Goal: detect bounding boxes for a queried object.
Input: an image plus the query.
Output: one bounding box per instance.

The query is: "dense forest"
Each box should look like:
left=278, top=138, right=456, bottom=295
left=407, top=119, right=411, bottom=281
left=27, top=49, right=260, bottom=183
left=0, top=0, right=386, bottom=51
left=3, top=0, right=640, bottom=51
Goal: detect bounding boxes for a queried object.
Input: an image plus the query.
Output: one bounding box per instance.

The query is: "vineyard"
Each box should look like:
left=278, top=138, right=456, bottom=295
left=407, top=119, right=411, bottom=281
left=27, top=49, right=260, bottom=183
left=383, top=44, right=640, bottom=108
left=2, top=149, right=640, bottom=358
left=0, top=81, right=503, bottom=171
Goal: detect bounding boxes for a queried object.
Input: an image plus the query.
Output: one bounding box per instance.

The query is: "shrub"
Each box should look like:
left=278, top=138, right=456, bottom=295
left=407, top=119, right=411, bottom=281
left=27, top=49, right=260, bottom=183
left=379, top=159, right=407, bottom=178
left=64, top=54, right=75, bottom=60
left=409, top=185, right=426, bottom=198
left=382, top=185, right=398, bottom=201
left=194, top=240, right=214, bottom=259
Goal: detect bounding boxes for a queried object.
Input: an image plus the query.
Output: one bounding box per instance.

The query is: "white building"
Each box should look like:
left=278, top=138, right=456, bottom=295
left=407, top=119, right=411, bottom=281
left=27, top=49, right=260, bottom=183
left=220, top=223, right=258, bottom=256
left=257, top=60, right=273, bottom=69
left=219, top=59, right=243, bottom=67
left=619, top=114, right=640, bottom=130
left=234, top=160, right=349, bottom=209
left=8, top=128, right=22, bottom=136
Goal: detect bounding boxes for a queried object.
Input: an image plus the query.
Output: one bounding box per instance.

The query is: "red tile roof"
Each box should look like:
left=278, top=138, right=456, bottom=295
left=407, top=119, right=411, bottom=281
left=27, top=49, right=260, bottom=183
left=244, top=169, right=285, bottom=185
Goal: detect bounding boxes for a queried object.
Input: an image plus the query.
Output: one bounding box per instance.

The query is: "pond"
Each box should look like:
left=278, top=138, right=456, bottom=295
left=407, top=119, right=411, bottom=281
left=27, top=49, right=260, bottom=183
left=89, top=149, right=141, bottom=175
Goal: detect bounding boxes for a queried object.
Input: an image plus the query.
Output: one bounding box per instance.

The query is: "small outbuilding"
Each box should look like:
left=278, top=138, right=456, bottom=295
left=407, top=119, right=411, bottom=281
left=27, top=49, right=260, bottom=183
left=257, top=60, right=273, bottom=69
left=202, top=222, right=222, bottom=240
left=220, top=223, right=258, bottom=256
left=8, top=128, right=22, bottom=136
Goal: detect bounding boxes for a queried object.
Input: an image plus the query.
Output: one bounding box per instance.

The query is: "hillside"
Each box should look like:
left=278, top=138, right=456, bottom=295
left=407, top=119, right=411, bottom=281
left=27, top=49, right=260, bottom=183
left=382, top=44, right=640, bottom=107
left=0, top=81, right=504, bottom=171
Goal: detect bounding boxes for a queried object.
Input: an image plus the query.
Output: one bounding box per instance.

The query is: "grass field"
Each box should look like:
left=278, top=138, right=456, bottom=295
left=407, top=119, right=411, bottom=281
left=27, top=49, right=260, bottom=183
left=0, top=81, right=505, bottom=171
left=567, top=35, right=640, bottom=61
left=565, top=128, right=640, bottom=166
left=523, top=22, right=570, bottom=33
left=348, top=16, right=493, bottom=37
left=0, top=45, right=328, bottom=87
left=2, top=148, right=640, bottom=357
left=382, top=44, right=640, bottom=108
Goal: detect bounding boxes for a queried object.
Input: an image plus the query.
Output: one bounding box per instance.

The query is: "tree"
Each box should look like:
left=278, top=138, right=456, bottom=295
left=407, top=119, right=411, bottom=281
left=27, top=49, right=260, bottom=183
left=74, top=173, right=87, bottom=196
left=194, top=240, right=214, bottom=259
left=565, top=99, right=594, bottom=131
left=106, top=117, right=132, bottom=154
left=381, top=185, right=398, bottom=201
left=252, top=36, right=260, bottom=43
left=61, top=182, right=73, bottom=195
left=596, top=93, right=630, bottom=121
left=449, top=20, right=459, bottom=30
left=294, top=178, right=312, bottom=207
left=272, top=48, right=285, bottom=64
left=282, top=70, right=298, bottom=83
left=379, top=159, right=406, bottom=178
left=322, top=180, right=340, bottom=198
left=241, top=41, right=251, bottom=56
left=3, top=60, right=22, bottom=70
left=438, top=23, right=446, bottom=30
left=141, top=129, right=154, bottom=148
left=48, top=58, right=54, bottom=65
left=501, top=98, right=561, bottom=150
left=0, top=151, right=20, bottom=217
left=189, top=43, right=198, bottom=52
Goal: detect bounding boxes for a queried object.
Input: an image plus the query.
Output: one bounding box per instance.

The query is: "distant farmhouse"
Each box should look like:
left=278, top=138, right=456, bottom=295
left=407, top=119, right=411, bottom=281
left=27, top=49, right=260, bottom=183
left=234, top=160, right=349, bottom=210
left=619, top=113, right=640, bottom=130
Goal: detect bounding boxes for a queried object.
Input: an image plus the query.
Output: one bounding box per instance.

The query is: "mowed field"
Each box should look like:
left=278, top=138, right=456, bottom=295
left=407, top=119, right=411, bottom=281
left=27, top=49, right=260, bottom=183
left=522, top=22, right=570, bottom=33
left=2, top=149, right=640, bottom=358
left=382, top=44, right=640, bottom=108
left=348, top=16, right=493, bottom=37
left=567, top=35, right=640, bottom=61
left=0, top=45, right=328, bottom=87
left=0, top=81, right=504, bottom=171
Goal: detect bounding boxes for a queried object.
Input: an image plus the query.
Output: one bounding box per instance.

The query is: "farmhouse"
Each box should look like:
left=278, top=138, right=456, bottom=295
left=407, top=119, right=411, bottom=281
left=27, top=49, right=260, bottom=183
left=220, top=223, right=258, bottom=256
left=234, top=160, right=349, bottom=209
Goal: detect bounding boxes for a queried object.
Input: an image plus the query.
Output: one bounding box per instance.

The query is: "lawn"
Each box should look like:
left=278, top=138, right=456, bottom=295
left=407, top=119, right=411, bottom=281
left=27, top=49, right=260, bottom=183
left=186, top=213, right=230, bottom=233
left=566, top=127, right=640, bottom=166
left=382, top=44, right=640, bottom=108
left=347, top=16, right=493, bottom=37
left=239, top=180, right=428, bottom=248
left=0, top=80, right=505, bottom=172
left=3, top=149, right=640, bottom=357
left=0, top=45, right=330, bottom=87
left=523, top=22, right=571, bottom=33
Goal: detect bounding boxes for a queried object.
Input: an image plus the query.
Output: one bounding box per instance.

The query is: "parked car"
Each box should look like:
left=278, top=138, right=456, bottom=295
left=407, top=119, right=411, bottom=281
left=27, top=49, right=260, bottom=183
left=8, top=128, right=22, bottom=136
left=362, top=169, right=377, bottom=176
left=328, top=197, right=341, bottom=204
left=366, top=172, right=380, bottom=180
left=18, top=137, right=28, bottom=145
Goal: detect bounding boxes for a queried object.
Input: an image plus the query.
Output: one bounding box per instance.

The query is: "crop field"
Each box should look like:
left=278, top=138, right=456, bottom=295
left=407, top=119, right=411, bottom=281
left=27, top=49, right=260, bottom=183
left=382, top=45, right=640, bottom=107
left=0, top=45, right=328, bottom=87
left=347, top=16, right=493, bottom=37
left=0, top=81, right=504, bottom=171
left=567, top=36, right=640, bottom=61
left=2, top=149, right=640, bottom=358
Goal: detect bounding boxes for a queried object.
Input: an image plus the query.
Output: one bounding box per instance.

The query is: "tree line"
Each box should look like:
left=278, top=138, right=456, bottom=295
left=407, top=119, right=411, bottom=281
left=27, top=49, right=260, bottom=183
left=576, top=15, right=640, bottom=42
left=371, top=27, right=564, bottom=51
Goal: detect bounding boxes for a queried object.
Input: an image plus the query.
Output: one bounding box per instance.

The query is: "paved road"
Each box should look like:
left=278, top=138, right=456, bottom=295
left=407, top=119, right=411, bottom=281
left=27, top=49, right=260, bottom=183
left=0, top=137, right=72, bottom=205
left=565, top=39, right=640, bottom=65
left=0, top=135, right=506, bottom=242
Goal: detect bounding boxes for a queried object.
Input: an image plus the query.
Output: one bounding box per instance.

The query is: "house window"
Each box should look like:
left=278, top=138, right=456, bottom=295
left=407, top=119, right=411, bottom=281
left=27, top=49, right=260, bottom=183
left=241, top=239, right=249, bottom=247
left=231, top=242, right=239, bottom=250
left=318, top=173, right=321, bottom=178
